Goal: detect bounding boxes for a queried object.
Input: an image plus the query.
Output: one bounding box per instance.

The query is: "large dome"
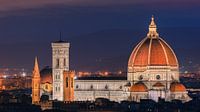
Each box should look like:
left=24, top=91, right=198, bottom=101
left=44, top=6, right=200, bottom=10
left=128, top=17, right=178, bottom=68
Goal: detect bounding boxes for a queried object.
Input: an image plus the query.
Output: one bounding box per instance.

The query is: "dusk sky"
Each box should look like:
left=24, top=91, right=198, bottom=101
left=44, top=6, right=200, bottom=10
left=0, top=0, right=200, bottom=73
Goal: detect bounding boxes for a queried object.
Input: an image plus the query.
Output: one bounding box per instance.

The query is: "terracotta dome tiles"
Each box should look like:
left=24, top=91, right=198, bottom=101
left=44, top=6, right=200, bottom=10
left=128, top=37, right=178, bottom=67
left=134, top=38, right=150, bottom=66
left=170, top=82, right=186, bottom=92
left=150, top=39, right=166, bottom=66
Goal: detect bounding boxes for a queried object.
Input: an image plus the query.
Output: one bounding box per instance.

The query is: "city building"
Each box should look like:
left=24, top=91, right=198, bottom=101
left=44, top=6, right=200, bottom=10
left=51, top=40, right=70, bottom=101
left=127, top=16, right=191, bottom=102
left=34, top=16, right=191, bottom=102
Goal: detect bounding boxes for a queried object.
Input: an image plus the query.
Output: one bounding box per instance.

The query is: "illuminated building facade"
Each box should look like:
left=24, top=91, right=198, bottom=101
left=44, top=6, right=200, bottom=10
left=36, top=16, right=191, bottom=102
left=52, top=41, right=70, bottom=101
left=74, top=77, right=129, bottom=102
left=127, top=16, right=191, bottom=102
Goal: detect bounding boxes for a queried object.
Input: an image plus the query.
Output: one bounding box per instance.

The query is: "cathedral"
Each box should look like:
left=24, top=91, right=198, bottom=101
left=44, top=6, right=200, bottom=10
left=32, top=17, right=191, bottom=104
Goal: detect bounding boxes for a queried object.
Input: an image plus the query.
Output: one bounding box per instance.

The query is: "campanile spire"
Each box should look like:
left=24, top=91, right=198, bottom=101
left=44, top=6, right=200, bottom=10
left=147, top=16, right=159, bottom=38
left=32, top=56, right=40, bottom=104
left=33, top=57, right=40, bottom=77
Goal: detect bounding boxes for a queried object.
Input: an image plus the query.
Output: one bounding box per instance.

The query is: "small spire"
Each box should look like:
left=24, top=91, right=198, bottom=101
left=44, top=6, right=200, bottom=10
left=33, top=56, right=40, bottom=77
left=147, top=15, right=159, bottom=38
left=150, top=15, right=156, bottom=26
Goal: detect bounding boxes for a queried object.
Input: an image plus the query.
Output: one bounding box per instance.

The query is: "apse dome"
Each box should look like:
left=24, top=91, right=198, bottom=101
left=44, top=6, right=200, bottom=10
left=40, top=66, right=52, bottom=84
left=128, top=17, right=178, bottom=69
left=170, top=82, right=186, bottom=92
left=130, top=82, right=148, bottom=92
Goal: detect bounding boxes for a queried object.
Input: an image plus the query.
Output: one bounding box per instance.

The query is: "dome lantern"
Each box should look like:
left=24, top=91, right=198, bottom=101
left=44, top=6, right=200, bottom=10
left=147, top=16, right=159, bottom=38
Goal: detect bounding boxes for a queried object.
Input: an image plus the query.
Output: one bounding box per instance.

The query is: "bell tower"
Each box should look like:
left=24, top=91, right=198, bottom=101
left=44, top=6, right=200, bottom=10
left=32, top=57, right=41, bottom=104
left=52, top=40, right=70, bottom=101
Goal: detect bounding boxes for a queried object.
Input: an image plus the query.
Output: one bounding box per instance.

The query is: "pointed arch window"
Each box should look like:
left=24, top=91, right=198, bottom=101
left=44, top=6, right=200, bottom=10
left=90, top=85, right=93, bottom=89
left=71, top=78, right=73, bottom=88
left=56, top=58, right=60, bottom=68
left=66, top=77, right=69, bottom=88
left=105, top=85, right=108, bottom=90
left=64, top=58, right=66, bottom=67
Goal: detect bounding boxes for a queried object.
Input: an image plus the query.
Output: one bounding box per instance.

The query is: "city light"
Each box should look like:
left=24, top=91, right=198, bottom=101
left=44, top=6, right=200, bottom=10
left=74, top=76, right=77, bottom=80
left=3, top=75, right=7, bottom=79
left=22, top=72, right=26, bottom=77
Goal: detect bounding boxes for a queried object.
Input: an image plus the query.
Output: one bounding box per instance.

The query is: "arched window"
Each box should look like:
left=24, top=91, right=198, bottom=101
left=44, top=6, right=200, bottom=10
left=71, top=78, right=73, bottom=88
left=66, top=77, right=68, bottom=88
left=105, top=85, right=108, bottom=89
left=58, top=87, right=60, bottom=91
left=90, top=85, right=93, bottom=89
left=55, top=87, right=57, bottom=91
left=56, top=59, right=59, bottom=68
left=64, top=58, right=66, bottom=66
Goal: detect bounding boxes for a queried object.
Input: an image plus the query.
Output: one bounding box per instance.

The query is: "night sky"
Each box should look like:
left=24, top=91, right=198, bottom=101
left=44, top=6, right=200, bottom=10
left=0, top=0, right=200, bottom=73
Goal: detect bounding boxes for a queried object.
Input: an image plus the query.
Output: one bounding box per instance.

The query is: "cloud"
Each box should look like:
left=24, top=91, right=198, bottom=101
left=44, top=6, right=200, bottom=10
left=0, top=0, right=135, bottom=11
left=0, top=0, right=199, bottom=12
left=0, top=0, right=68, bottom=11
